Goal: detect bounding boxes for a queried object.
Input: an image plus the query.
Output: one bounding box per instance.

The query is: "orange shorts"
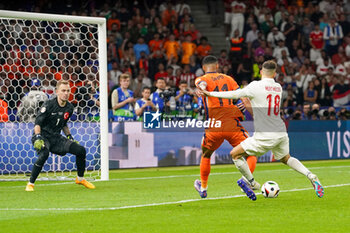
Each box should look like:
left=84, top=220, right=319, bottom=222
left=201, top=120, right=248, bottom=151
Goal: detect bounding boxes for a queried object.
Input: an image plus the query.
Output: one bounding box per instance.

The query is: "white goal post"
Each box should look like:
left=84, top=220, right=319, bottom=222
left=0, top=10, right=109, bottom=181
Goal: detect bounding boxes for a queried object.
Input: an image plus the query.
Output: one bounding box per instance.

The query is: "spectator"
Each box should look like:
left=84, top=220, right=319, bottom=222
left=133, top=37, right=150, bottom=62
left=118, top=5, right=131, bottom=29
left=292, top=49, right=306, bottom=69
left=323, top=17, right=343, bottom=57
left=218, top=49, right=230, bottom=68
left=254, top=40, right=267, bottom=57
left=338, top=14, right=350, bottom=38
left=295, top=65, right=315, bottom=104
left=316, top=59, right=334, bottom=76
left=111, top=73, right=135, bottom=120
left=332, top=76, right=350, bottom=107
left=175, top=0, right=191, bottom=16
left=189, top=55, right=201, bottom=74
left=181, top=34, right=197, bottom=65
left=107, top=11, right=121, bottom=31
left=301, top=17, right=314, bottom=48
left=273, top=40, right=289, bottom=60
left=149, top=33, right=163, bottom=53
left=162, top=2, right=177, bottom=26
left=315, top=50, right=330, bottom=66
left=137, top=51, right=149, bottom=74
left=229, top=29, right=244, bottom=62
left=230, top=0, right=245, bottom=37
left=332, top=46, right=346, bottom=67
left=154, top=63, right=168, bottom=81
left=168, top=56, right=181, bottom=75
left=180, top=64, right=196, bottom=86
left=246, top=23, right=259, bottom=56
left=304, top=81, right=318, bottom=104
left=309, top=24, right=324, bottom=63
left=17, top=79, right=48, bottom=122
left=283, top=14, right=300, bottom=48
left=196, top=36, right=212, bottom=60
left=317, top=78, right=332, bottom=106
left=135, top=87, right=157, bottom=120
left=163, top=66, right=176, bottom=84
left=163, top=34, right=180, bottom=60
left=0, top=97, right=9, bottom=122
left=109, top=61, right=122, bottom=87
left=283, top=87, right=297, bottom=108
left=131, top=72, right=151, bottom=99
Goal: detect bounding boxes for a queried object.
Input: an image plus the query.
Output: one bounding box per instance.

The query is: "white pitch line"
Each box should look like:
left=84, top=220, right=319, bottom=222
left=1, top=165, right=350, bottom=189
left=1, top=183, right=349, bottom=211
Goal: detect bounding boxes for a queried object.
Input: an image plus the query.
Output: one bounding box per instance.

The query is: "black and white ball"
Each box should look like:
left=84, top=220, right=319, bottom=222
left=261, top=181, right=280, bottom=198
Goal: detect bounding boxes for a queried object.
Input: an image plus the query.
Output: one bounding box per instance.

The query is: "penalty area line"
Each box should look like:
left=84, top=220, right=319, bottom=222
left=1, top=183, right=349, bottom=211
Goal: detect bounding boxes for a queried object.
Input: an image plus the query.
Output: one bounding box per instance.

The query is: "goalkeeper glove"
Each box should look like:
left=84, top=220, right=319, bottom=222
left=33, top=134, right=45, bottom=151
left=67, top=134, right=79, bottom=144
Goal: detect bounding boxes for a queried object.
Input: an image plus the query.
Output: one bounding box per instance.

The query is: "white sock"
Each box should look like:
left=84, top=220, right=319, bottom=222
left=28, top=182, right=34, bottom=186
left=233, top=157, right=254, bottom=182
left=286, top=157, right=311, bottom=177
left=201, top=186, right=207, bottom=192
left=77, top=176, right=84, bottom=181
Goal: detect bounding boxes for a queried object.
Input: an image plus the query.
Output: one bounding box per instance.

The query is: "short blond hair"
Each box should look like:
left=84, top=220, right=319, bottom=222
left=56, top=80, right=70, bottom=89
left=119, top=73, right=130, bottom=82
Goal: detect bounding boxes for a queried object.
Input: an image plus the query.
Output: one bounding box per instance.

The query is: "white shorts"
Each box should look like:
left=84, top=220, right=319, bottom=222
left=241, top=136, right=290, bottom=160
left=310, top=48, right=321, bottom=62
left=224, top=12, right=232, bottom=24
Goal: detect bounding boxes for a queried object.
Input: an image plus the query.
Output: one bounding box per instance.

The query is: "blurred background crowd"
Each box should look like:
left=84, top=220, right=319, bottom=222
left=0, top=0, right=349, bottom=122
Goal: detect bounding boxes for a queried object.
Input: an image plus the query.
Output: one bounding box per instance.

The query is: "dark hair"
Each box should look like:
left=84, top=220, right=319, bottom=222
left=262, top=60, right=277, bottom=70
left=202, top=55, right=218, bottom=65
left=142, top=86, right=151, bottom=92
left=157, top=77, right=165, bottom=82
left=179, top=80, right=188, bottom=85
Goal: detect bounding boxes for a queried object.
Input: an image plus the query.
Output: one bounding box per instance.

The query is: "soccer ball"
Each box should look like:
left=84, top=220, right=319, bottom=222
left=261, top=181, right=280, bottom=198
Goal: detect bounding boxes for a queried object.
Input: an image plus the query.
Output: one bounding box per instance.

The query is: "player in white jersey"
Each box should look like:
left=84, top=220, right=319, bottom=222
left=200, top=60, right=324, bottom=200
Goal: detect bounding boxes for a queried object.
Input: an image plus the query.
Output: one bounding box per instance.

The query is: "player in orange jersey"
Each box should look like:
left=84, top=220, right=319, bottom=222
left=193, top=55, right=257, bottom=198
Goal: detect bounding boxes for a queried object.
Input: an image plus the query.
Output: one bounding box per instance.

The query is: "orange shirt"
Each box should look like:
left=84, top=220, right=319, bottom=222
left=164, top=40, right=180, bottom=59
left=107, top=19, right=121, bottom=31
left=162, top=9, right=177, bottom=26
left=181, top=42, right=197, bottom=64
left=196, top=45, right=212, bottom=58
left=149, top=39, right=163, bottom=52
left=195, top=72, right=243, bottom=123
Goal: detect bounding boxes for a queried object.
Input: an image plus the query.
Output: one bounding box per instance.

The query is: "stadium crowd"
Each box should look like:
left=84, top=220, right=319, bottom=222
left=0, top=0, right=349, bottom=122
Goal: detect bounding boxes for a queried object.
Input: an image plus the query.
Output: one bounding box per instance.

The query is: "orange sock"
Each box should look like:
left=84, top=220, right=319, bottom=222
left=247, top=156, right=257, bottom=173
left=200, top=157, right=211, bottom=189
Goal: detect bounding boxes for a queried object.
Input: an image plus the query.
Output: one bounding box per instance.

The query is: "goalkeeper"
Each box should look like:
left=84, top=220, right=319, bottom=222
left=25, top=80, right=95, bottom=191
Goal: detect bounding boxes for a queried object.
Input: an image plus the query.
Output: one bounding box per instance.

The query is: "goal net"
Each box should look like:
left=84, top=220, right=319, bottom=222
left=0, top=10, right=109, bottom=181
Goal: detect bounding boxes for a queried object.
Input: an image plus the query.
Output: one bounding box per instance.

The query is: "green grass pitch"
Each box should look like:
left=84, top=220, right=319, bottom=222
left=1, top=159, right=349, bottom=233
